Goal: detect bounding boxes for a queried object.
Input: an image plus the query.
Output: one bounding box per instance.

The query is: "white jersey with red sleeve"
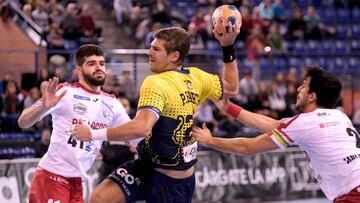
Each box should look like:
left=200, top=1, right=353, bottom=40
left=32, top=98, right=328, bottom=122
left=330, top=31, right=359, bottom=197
left=269, top=108, right=360, bottom=200
left=34, top=82, right=130, bottom=180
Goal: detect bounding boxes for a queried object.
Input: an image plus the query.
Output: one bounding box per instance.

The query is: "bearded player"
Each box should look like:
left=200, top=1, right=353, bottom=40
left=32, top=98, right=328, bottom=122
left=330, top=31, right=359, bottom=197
left=18, top=44, right=132, bottom=203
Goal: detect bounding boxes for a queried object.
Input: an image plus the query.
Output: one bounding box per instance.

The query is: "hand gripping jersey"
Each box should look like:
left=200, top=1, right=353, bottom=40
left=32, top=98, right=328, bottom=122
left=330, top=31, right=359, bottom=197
left=35, top=82, right=130, bottom=180
left=136, top=67, right=223, bottom=170
left=270, top=108, right=360, bottom=200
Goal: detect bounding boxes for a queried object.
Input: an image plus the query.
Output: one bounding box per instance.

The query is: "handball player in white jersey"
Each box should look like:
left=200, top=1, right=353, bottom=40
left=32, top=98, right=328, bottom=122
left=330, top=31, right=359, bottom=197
left=18, top=44, right=132, bottom=203
left=193, top=66, right=360, bottom=202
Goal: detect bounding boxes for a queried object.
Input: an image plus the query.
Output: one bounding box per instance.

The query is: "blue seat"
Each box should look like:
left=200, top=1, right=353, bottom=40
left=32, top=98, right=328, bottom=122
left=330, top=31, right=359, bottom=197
left=320, top=0, right=334, bottom=8
left=334, top=40, right=348, bottom=55
left=251, top=0, right=262, bottom=7
left=282, top=0, right=292, bottom=8
left=206, top=40, right=220, bottom=50
left=351, top=24, right=360, bottom=39
left=336, top=24, right=349, bottom=39
left=303, top=57, right=317, bottom=66
left=293, top=40, right=306, bottom=55
left=337, top=9, right=351, bottom=23
left=322, top=9, right=336, bottom=24
left=297, top=0, right=309, bottom=10
left=318, top=57, right=330, bottom=70
left=306, top=40, right=321, bottom=55
left=288, top=57, right=301, bottom=70
left=352, top=9, right=360, bottom=22
left=274, top=57, right=288, bottom=72
left=320, top=40, right=334, bottom=55
left=235, top=41, right=245, bottom=50
left=260, top=58, right=272, bottom=75
left=351, top=39, right=360, bottom=50
left=348, top=57, right=359, bottom=74
left=332, top=57, right=347, bottom=74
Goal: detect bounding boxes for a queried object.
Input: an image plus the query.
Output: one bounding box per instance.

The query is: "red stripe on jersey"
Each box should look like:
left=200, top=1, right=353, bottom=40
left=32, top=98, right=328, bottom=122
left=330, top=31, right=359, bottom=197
left=101, top=91, right=115, bottom=98
left=56, top=83, right=65, bottom=91
left=276, top=115, right=300, bottom=143
left=71, top=82, right=101, bottom=94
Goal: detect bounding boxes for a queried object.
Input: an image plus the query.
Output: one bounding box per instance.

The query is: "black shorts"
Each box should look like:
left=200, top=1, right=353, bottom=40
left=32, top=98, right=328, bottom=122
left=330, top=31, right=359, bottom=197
left=107, top=159, right=195, bottom=203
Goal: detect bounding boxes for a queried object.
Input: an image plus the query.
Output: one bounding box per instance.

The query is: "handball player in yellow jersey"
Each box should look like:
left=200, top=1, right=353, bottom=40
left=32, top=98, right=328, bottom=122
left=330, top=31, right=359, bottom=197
left=73, top=24, right=240, bottom=203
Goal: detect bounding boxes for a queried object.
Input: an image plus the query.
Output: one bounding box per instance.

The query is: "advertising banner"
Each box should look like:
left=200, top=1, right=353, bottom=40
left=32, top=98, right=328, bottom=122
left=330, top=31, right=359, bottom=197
left=0, top=148, right=324, bottom=203
left=194, top=149, right=323, bottom=202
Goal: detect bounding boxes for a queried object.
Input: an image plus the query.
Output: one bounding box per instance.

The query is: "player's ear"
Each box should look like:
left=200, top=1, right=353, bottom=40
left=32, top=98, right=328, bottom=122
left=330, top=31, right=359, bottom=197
left=75, top=65, right=81, bottom=72
left=309, top=92, right=317, bottom=103
left=170, top=51, right=180, bottom=63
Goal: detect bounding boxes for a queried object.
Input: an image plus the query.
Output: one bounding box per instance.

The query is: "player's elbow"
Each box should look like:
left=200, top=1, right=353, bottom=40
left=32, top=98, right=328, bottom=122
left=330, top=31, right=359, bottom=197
left=237, top=142, right=257, bottom=156
left=133, top=121, right=152, bottom=138
left=241, top=148, right=257, bottom=156
left=17, top=117, right=30, bottom=129
left=223, top=88, right=239, bottom=98
left=135, top=127, right=151, bottom=138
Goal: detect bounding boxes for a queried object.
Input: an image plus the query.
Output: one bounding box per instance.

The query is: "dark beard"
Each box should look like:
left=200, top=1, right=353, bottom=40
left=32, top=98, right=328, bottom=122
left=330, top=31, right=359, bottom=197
left=82, top=71, right=106, bottom=86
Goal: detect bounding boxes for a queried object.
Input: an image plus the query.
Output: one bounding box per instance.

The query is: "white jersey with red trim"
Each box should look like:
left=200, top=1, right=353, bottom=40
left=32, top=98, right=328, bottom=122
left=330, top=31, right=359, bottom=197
left=270, top=108, right=360, bottom=200
left=35, top=82, right=130, bottom=180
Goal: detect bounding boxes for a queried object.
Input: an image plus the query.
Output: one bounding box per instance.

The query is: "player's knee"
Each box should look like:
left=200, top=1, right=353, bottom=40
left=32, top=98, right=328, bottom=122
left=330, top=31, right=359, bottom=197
left=89, top=190, right=107, bottom=203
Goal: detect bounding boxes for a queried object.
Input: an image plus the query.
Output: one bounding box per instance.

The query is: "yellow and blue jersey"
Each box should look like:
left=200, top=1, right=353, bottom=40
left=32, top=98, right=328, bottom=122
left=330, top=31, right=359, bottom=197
left=137, top=67, right=223, bottom=170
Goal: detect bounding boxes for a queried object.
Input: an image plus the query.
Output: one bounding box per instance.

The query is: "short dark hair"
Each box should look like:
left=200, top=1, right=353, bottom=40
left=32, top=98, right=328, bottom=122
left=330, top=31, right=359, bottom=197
left=153, top=27, right=190, bottom=66
left=304, top=65, right=342, bottom=108
left=75, top=44, right=105, bottom=66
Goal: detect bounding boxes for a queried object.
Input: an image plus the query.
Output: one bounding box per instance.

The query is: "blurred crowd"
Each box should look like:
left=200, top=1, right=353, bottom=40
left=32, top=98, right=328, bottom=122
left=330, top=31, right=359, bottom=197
left=106, top=0, right=357, bottom=48
left=18, top=0, right=103, bottom=53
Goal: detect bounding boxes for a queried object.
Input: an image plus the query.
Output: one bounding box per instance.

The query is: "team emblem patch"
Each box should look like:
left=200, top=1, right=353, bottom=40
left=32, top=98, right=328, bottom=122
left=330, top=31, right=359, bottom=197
left=184, top=79, right=193, bottom=90
left=73, top=103, right=87, bottom=115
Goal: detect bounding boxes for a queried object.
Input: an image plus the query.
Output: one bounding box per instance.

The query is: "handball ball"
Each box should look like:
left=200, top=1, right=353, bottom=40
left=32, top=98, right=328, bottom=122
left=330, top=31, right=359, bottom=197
left=212, top=5, right=242, bottom=36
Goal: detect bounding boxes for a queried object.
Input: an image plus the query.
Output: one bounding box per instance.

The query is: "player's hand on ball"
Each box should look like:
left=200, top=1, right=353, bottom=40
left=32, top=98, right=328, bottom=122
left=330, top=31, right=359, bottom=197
left=73, top=122, right=92, bottom=141
left=213, top=20, right=241, bottom=46
left=212, top=5, right=242, bottom=46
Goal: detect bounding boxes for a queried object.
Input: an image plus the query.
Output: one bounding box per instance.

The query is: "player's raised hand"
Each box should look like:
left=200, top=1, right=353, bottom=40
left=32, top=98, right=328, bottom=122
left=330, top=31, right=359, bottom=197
left=213, top=20, right=241, bottom=46
left=40, top=77, right=67, bottom=109
left=192, top=123, right=213, bottom=147
left=72, top=121, right=92, bottom=141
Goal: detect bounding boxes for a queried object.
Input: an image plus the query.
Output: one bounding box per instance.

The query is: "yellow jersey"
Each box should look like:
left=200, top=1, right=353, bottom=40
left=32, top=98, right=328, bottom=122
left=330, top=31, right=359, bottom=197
left=137, top=67, right=223, bottom=170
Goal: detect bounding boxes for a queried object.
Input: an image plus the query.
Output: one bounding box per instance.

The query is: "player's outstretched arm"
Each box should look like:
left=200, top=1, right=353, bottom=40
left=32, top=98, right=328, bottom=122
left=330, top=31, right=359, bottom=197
left=73, top=109, right=157, bottom=141
left=214, top=21, right=241, bottom=97
left=193, top=123, right=279, bottom=156
left=18, top=77, right=66, bottom=128
left=215, top=99, right=280, bottom=133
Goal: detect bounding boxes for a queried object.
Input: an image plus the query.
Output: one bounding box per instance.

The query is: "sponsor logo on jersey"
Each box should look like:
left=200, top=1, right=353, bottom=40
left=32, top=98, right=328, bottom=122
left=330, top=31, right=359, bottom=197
left=74, top=94, right=91, bottom=101
left=72, top=118, right=109, bottom=129
left=85, top=141, right=95, bottom=152
left=317, top=112, right=328, bottom=116
left=180, top=90, right=200, bottom=105
left=319, top=121, right=340, bottom=128
left=343, top=154, right=360, bottom=164
left=73, top=103, right=87, bottom=115
left=93, top=98, right=99, bottom=102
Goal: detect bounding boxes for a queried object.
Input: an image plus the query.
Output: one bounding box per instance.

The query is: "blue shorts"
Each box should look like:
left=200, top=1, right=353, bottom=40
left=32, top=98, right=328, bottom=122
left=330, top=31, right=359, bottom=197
left=108, top=159, right=195, bottom=203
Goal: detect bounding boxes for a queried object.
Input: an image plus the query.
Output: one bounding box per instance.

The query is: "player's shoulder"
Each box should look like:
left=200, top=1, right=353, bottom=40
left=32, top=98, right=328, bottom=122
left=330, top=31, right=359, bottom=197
left=58, top=82, right=83, bottom=90
left=186, top=67, right=218, bottom=78
left=185, top=66, right=204, bottom=74
left=143, top=74, right=165, bottom=85
left=55, top=82, right=74, bottom=91
left=279, top=114, right=301, bottom=126
left=100, top=91, right=116, bottom=99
